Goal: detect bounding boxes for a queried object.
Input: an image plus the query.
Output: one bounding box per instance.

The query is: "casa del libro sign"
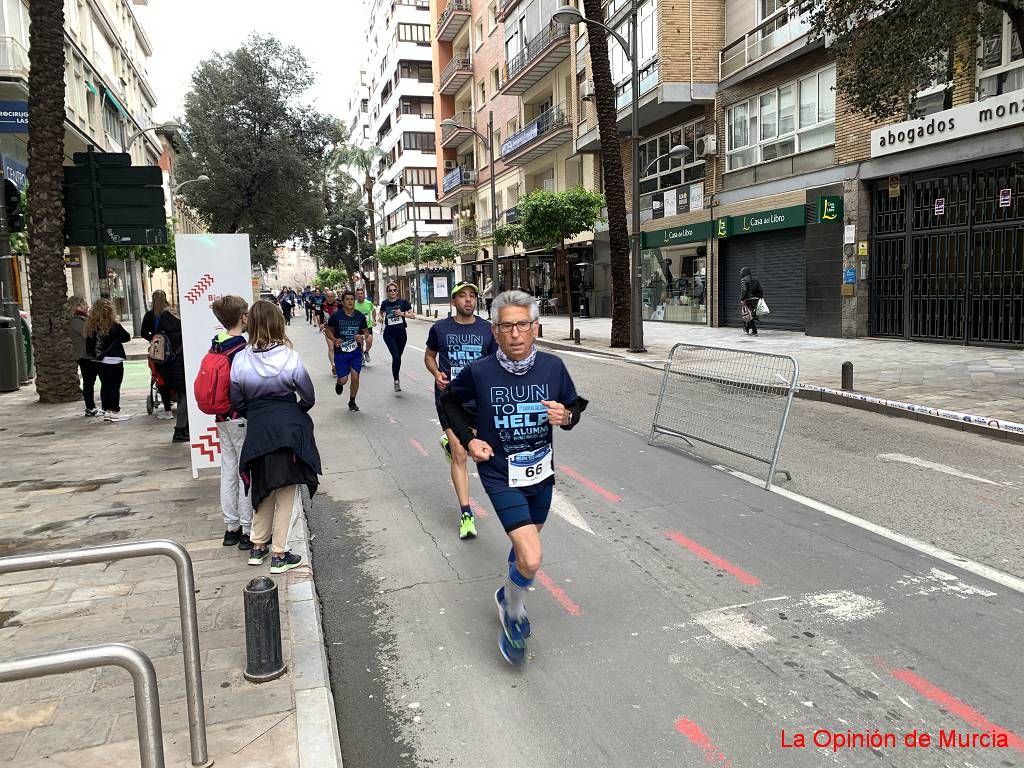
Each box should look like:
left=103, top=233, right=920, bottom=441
left=871, top=90, right=1024, bottom=157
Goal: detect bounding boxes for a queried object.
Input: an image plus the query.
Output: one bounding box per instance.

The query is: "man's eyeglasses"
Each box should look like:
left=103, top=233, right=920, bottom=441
left=495, top=320, right=534, bottom=334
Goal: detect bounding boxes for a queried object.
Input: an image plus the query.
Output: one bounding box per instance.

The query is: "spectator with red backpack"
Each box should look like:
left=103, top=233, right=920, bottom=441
left=195, top=295, right=254, bottom=552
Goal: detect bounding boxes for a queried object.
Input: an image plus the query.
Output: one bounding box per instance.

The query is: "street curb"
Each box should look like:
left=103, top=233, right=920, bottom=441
left=534, top=335, right=1024, bottom=444
left=287, top=506, right=344, bottom=768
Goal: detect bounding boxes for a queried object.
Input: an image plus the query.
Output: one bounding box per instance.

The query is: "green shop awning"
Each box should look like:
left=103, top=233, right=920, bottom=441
left=723, top=204, right=806, bottom=237
left=642, top=220, right=713, bottom=249
left=103, top=88, right=129, bottom=119
left=85, top=81, right=98, bottom=96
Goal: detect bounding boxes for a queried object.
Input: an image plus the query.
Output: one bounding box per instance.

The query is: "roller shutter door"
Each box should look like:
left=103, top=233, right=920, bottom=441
left=720, top=229, right=806, bottom=330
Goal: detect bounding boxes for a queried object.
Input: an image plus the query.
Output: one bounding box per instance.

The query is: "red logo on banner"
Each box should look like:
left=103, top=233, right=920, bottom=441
left=192, top=426, right=221, bottom=461
left=185, top=273, right=215, bottom=304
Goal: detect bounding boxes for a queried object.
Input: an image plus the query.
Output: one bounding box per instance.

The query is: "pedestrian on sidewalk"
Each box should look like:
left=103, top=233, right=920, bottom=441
left=68, top=296, right=99, bottom=417
left=84, top=298, right=131, bottom=422
left=378, top=282, right=414, bottom=391
left=231, top=300, right=320, bottom=575
left=739, top=267, right=764, bottom=336
left=482, top=278, right=494, bottom=319
left=157, top=304, right=190, bottom=442
left=142, top=290, right=174, bottom=420
left=198, top=295, right=253, bottom=552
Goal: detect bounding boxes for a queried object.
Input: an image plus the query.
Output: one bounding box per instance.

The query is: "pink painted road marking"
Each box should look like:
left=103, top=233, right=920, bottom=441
left=535, top=569, right=583, bottom=616
left=408, top=438, right=429, bottom=457
left=879, top=662, right=1024, bottom=752
left=663, top=531, right=762, bottom=587
left=674, top=719, right=732, bottom=766
left=465, top=496, right=490, bottom=518
left=404, top=370, right=422, bottom=383
left=386, top=413, right=398, bottom=425
left=558, top=465, right=622, bottom=503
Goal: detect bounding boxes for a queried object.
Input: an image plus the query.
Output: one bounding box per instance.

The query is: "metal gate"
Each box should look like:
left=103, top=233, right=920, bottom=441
left=720, top=229, right=807, bottom=330
left=871, top=158, right=1024, bottom=346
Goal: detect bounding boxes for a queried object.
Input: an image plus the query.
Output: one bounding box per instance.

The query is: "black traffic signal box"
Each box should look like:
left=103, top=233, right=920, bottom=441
left=4, top=178, right=23, bottom=233
left=62, top=148, right=167, bottom=247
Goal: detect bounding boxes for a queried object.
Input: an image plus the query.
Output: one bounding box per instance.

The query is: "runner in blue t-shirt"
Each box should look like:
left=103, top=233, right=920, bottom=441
left=425, top=281, right=498, bottom=540
left=324, top=290, right=368, bottom=412
left=441, top=290, right=587, bottom=666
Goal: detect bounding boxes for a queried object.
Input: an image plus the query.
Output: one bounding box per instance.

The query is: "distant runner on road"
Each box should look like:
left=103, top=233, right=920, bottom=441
left=378, top=282, right=414, bottom=392
left=425, top=281, right=498, bottom=540
left=441, top=290, right=587, bottom=665
left=355, top=287, right=376, bottom=365
left=325, top=290, right=368, bottom=412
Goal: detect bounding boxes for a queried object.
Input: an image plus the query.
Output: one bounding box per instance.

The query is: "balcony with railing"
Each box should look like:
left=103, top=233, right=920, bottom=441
left=500, top=102, right=572, bottom=166
left=441, top=110, right=475, bottom=148
left=0, top=37, right=29, bottom=82
left=575, top=99, right=600, bottom=154
left=499, top=23, right=571, bottom=96
left=440, top=166, right=478, bottom=197
left=452, top=221, right=479, bottom=249
left=497, top=0, right=522, bottom=22
left=437, top=0, right=471, bottom=42
left=615, top=60, right=661, bottom=112
left=720, top=3, right=814, bottom=84
left=439, top=53, right=473, bottom=96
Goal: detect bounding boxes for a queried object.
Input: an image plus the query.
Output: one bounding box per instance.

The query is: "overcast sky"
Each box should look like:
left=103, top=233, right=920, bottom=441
left=134, top=0, right=367, bottom=123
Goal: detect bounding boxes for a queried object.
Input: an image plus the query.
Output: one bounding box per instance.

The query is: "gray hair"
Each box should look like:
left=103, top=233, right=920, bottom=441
left=491, top=289, right=539, bottom=321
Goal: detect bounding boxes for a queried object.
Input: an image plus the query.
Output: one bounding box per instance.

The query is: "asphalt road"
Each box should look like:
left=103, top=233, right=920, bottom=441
left=299, top=317, right=1024, bottom=768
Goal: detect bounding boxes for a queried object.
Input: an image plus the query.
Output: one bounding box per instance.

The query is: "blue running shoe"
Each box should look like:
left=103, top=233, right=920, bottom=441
left=499, top=633, right=526, bottom=666
left=495, top=588, right=529, bottom=647
left=495, top=587, right=531, bottom=638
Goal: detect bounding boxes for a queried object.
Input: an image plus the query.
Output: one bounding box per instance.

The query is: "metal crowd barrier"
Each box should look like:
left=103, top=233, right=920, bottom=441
left=0, top=540, right=212, bottom=767
left=649, top=343, right=799, bottom=490
left=0, top=643, right=165, bottom=768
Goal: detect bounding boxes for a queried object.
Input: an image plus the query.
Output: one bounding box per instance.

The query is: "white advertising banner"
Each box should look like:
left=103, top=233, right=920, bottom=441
left=176, top=234, right=253, bottom=478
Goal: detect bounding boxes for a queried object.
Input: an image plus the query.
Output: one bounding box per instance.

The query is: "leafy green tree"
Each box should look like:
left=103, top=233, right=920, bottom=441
left=811, top=1, right=1024, bottom=121
left=176, top=34, right=344, bottom=270
left=420, top=238, right=460, bottom=265
left=501, top=187, right=606, bottom=339
left=493, top=223, right=525, bottom=250
left=9, top=188, right=27, bottom=255
left=375, top=242, right=414, bottom=269
left=314, top=267, right=347, bottom=290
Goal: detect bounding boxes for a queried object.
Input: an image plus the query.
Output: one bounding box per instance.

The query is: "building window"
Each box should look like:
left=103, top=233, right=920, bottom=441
left=398, top=60, right=432, bottom=82
left=491, top=66, right=500, bottom=94
left=403, top=167, right=437, bottom=187
left=478, top=79, right=487, bottom=106
left=638, top=118, right=705, bottom=195
left=102, top=102, right=124, bottom=149
left=400, top=97, right=433, bottom=118
left=610, top=0, right=657, bottom=90
left=398, top=23, right=431, bottom=44
left=475, top=20, right=484, bottom=49
left=402, top=131, right=436, bottom=152
left=979, top=12, right=1024, bottom=98
left=488, top=1, right=497, bottom=31
left=726, top=64, right=835, bottom=171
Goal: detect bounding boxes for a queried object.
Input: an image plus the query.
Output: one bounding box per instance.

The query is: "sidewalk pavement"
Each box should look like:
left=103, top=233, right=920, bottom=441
left=515, top=315, right=1024, bottom=427
left=0, top=383, right=342, bottom=766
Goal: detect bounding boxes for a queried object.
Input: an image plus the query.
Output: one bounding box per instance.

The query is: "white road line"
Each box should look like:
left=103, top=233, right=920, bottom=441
left=551, top=349, right=605, bottom=361
left=407, top=344, right=426, bottom=353
left=714, top=465, right=1024, bottom=596
left=551, top=488, right=595, bottom=535
left=876, top=453, right=1001, bottom=486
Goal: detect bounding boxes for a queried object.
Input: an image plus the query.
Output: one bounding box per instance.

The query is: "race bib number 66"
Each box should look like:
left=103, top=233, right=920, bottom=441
left=507, top=445, right=553, bottom=488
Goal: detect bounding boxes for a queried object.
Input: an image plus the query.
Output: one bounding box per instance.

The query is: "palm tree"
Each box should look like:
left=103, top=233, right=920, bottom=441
left=27, top=0, right=79, bottom=401
left=329, top=143, right=386, bottom=249
left=582, top=0, right=632, bottom=347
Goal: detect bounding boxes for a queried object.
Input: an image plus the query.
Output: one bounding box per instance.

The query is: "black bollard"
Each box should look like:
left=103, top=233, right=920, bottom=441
left=243, top=576, right=286, bottom=683
left=574, top=328, right=581, bottom=345
left=434, top=309, right=439, bottom=318
left=537, top=323, right=543, bottom=338
left=841, top=361, right=854, bottom=391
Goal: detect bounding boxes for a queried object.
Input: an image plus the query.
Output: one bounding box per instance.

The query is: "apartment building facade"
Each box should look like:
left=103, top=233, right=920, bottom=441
left=433, top=0, right=602, bottom=315
left=0, top=0, right=162, bottom=332
left=582, top=0, right=1023, bottom=346
left=350, top=0, right=455, bottom=305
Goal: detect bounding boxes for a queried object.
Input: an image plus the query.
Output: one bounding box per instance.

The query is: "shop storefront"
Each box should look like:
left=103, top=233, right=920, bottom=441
left=640, top=221, right=712, bottom=324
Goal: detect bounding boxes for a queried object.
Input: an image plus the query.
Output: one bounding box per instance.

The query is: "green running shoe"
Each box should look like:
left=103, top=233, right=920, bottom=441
left=459, top=512, right=477, bottom=540
left=440, top=434, right=453, bottom=464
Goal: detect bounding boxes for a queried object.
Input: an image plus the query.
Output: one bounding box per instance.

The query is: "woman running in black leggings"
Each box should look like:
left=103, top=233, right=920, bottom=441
left=378, top=282, right=415, bottom=392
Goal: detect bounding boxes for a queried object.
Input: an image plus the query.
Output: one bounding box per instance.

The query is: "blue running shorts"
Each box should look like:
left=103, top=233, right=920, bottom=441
left=486, top=479, right=554, bottom=533
left=334, top=349, right=363, bottom=377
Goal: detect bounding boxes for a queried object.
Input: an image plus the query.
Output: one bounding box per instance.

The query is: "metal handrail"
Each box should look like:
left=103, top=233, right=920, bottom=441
left=438, top=0, right=470, bottom=31
left=0, top=644, right=165, bottom=768
left=0, top=36, right=29, bottom=78
left=505, top=22, right=570, bottom=83
left=440, top=54, right=472, bottom=85
left=442, top=166, right=477, bottom=194
left=720, top=2, right=813, bottom=80
left=0, top=540, right=211, bottom=767
left=501, top=101, right=571, bottom=157
left=441, top=110, right=474, bottom=142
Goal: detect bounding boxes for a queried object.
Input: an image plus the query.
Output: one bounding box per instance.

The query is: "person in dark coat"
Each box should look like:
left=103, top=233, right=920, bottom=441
left=157, top=305, right=189, bottom=441
left=142, top=290, right=174, bottom=419
left=84, top=299, right=132, bottom=421
left=739, top=267, right=764, bottom=336
left=230, top=300, right=320, bottom=575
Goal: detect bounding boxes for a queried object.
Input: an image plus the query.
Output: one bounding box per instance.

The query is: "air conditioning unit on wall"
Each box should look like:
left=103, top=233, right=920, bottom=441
left=695, top=135, right=717, bottom=158
left=444, top=160, right=456, bottom=171
left=579, top=80, right=595, bottom=101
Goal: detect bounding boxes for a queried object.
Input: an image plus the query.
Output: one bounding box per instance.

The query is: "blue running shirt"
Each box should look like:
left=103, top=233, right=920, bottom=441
left=426, top=316, right=498, bottom=401
left=448, top=351, right=579, bottom=493
left=326, top=309, right=368, bottom=352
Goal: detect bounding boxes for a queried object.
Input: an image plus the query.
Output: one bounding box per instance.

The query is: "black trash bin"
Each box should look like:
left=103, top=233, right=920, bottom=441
left=0, top=316, right=20, bottom=392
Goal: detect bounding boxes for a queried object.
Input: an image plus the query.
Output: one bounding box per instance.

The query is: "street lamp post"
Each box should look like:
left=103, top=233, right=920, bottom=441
left=124, top=121, right=180, bottom=151
left=554, top=4, right=647, bottom=352
left=440, top=111, right=499, bottom=293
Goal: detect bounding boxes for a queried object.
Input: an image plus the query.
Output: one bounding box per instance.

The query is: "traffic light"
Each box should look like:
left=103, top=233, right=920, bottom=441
left=4, top=179, right=24, bottom=233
